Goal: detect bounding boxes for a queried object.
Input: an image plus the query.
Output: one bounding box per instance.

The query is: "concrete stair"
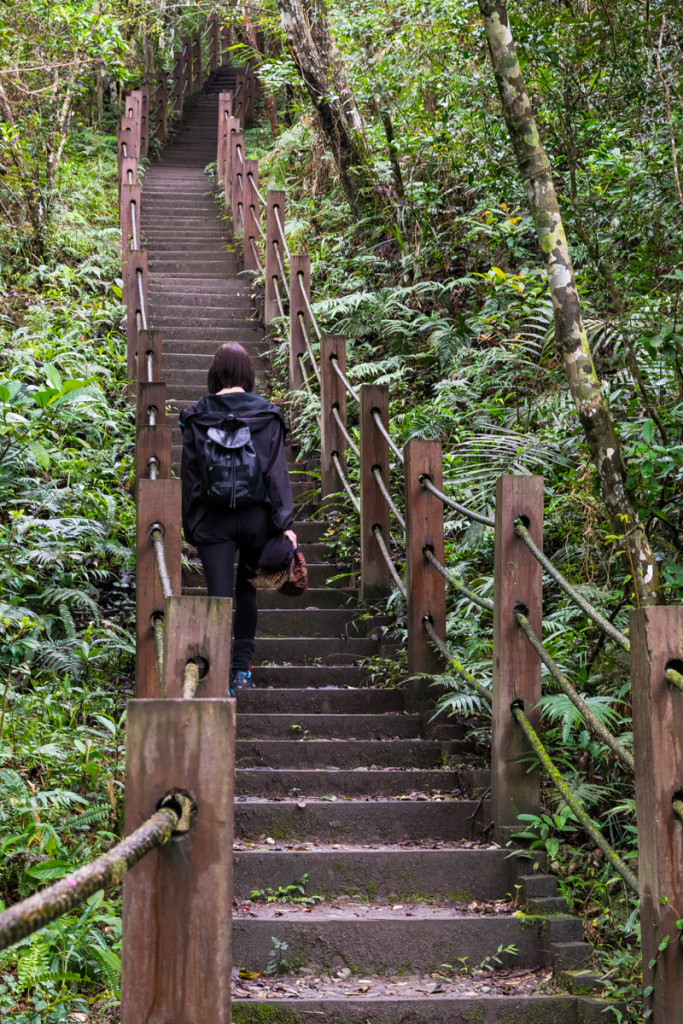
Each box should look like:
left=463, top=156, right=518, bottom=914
left=138, top=66, right=609, bottom=1023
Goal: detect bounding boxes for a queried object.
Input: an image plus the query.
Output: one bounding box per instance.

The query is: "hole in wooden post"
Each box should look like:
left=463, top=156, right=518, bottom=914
left=514, top=602, right=529, bottom=617
left=511, top=698, right=525, bottom=711
left=666, top=658, right=683, bottom=677
left=518, top=515, right=531, bottom=528
left=148, top=521, right=164, bottom=537
left=157, top=790, right=197, bottom=836
left=189, top=655, right=209, bottom=679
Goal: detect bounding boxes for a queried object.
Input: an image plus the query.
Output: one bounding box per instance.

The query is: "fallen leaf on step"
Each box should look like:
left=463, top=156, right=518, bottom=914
left=297, top=800, right=307, bottom=809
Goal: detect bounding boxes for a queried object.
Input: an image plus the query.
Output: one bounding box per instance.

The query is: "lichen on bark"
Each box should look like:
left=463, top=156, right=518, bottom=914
left=477, top=0, right=660, bottom=605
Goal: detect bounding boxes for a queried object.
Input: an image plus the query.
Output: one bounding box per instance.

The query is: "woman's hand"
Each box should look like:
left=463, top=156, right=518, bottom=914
left=283, top=529, right=297, bottom=549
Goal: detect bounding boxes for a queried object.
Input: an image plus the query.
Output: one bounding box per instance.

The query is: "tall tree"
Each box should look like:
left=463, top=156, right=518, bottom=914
left=276, top=0, right=375, bottom=218
left=477, top=0, right=661, bottom=606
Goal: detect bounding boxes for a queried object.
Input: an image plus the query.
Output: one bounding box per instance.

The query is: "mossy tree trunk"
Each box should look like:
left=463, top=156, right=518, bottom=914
left=478, top=0, right=661, bottom=606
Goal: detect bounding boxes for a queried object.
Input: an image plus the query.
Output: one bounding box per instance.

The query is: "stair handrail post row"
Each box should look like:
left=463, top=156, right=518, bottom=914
left=127, top=92, right=143, bottom=158
left=491, top=475, right=543, bottom=842
left=162, top=596, right=234, bottom=698
left=135, top=477, right=182, bottom=697
left=135, top=420, right=172, bottom=496
left=172, top=50, right=183, bottom=116
left=154, top=72, right=168, bottom=145
left=222, top=115, right=240, bottom=210
left=121, top=697, right=235, bottom=1023
left=221, top=22, right=232, bottom=65
left=244, top=160, right=260, bottom=273
left=182, top=37, right=192, bottom=104
left=289, top=254, right=310, bottom=392
left=320, top=335, right=347, bottom=498
left=245, top=62, right=255, bottom=126
left=359, top=384, right=393, bottom=601
left=234, top=71, right=246, bottom=129
left=404, top=439, right=446, bottom=702
left=230, top=131, right=245, bottom=234
left=217, top=92, right=232, bottom=182
left=264, top=190, right=285, bottom=326
left=136, top=328, right=163, bottom=388
left=630, top=607, right=683, bottom=1024
left=119, top=181, right=141, bottom=287
left=139, top=85, right=150, bottom=158
left=125, top=248, right=148, bottom=389
left=119, top=157, right=139, bottom=198
left=209, top=15, right=218, bottom=71
left=192, top=31, right=201, bottom=93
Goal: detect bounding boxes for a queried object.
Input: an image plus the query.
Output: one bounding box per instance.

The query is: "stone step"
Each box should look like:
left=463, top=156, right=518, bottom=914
left=251, top=588, right=358, bottom=610
left=254, top=609, right=382, bottom=638
left=237, top=713, right=423, bottom=740
left=235, top=768, right=463, bottom=798
left=235, top=798, right=488, bottom=843
left=250, top=637, right=399, bottom=666
left=232, top=846, right=511, bottom=901
left=232, top=905, right=560, bottom=973
left=231, top=994, right=596, bottom=1024
left=182, top=562, right=352, bottom=589
left=248, top=665, right=376, bottom=687
left=235, top=688, right=403, bottom=714
left=159, top=328, right=262, bottom=342
left=235, top=738, right=464, bottom=769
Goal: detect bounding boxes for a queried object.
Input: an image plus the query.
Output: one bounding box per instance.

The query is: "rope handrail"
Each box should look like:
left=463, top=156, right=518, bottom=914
left=233, top=81, right=243, bottom=99
left=423, top=548, right=494, bottom=613
left=247, top=172, right=267, bottom=206
left=249, top=236, right=264, bottom=275
left=512, top=704, right=639, bottom=894
left=148, top=406, right=157, bottom=427
left=372, top=465, right=406, bottom=530
left=331, top=452, right=360, bottom=512
left=272, top=275, right=286, bottom=319
left=0, top=807, right=179, bottom=952
left=150, top=526, right=173, bottom=600
left=130, top=200, right=139, bottom=250
left=331, top=405, right=360, bottom=458
left=297, top=271, right=322, bottom=342
left=127, top=167, right=134, bottom=185
left=148, top=456, right=159, bottom=481
left=372, top=524, right=407, bottom=598
left=515, top=522, right=630, bottom=651
left=236, top=143, right=244, bottom=165
left=423, top=617, right=492, bottom=700
left=666, top=667, right=683, bottom=693
left=513, top=609, right=635, bottom=771
left=136, top=269, right=148, bottom=332
left=273, top=206, right=291, bottom=258
left=273, top=242, right=291, bottom=301
left=420, top=475, right=495, bottom=528
left=251, top=213, right=266, bottom=243
left=297, top=313, right=321, bottom=385
left=297, top=353, right=320, bottom=420
left=146, top=352, right=153, bottom=383
left=183, top=660, right=200, bottom=699
left=371, top=409, right=405, bottom=465
left=121, top=140, right=128, bottom=159
left=330, top=356, right=359, bottom=402
left=153, top=614, right=165, bottom=675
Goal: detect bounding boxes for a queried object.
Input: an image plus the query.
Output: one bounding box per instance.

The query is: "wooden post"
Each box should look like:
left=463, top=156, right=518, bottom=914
left=172, top=51, right=183, bottom=115
left=245, top=63, right=256, bottom=126
left=289, top=255, right=310, bottom=391
left=192, top=32, right=201, bottom=93
left=222, top=115, right=240, bottom=209
left=182, top=37, right=192, bottom=102
left=230, top=132, right=245, bottom=233
left=137, top=328, right=162, bottom=385
left=221, top=23, right=232, bottom=64
left=135, top=423, right=172, bottom=492
left=135, top=479, right=182, bottom=697
left=631, top=607, right=683, bottom=1024
left=243, top=160, right=260, bottom=273
left=162, top=597, right=233, bottom=698
left=217, top=92, right=232, bottom=181
left=234, top=72, right=246, bottom=128
left=119, top=157, right=138, bottom=195
left=126, top=249, right=148, bottom=385
left=320, top=335, right=347, bottom=498
left=154, top=73, right=168, bottom=145
left=122, top=698, right=235, bottom=1024
left=491, top=475, right=543, bottom=839
left=139, top=86, right=150, bottom=158
left=359, top=384, right=392, bottom=601
left=404, top=439, right=446, bottom=684
left=137, top=382, right=167, bottom=427
left=209, top=16, right=218, bottom=72
left=264, top=190, right=285, bottom=326
left=120, top=183, right=141, bottom=280
left=119, top=115, right=139, bottom=164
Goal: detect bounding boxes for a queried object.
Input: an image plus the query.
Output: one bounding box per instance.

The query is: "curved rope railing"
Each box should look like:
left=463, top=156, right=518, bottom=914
left=419, top=474, right=495, bottom=528
left=331, top=355, right=359, bottom=402
left=273, top=242, right=291, bottom=301
left=372, top=465, right=406, bottom=530
left=423, top=617, right=492, bottom=701
left=273, top=205, right=290, bottom=259
left=371, top=408, right=404, bottom=465
left=331, top=452, right=360, bottom=512
left=0, top=806, right=179, bottom=952
left=423, top=548, right=494, bottom=613
left=150, top=525, right=174, bottom=600
left=298, top=313, right=321, bottom=385
left=332, top=405, right=359, bottom=458
left=372, top=524, right=407, bottom=598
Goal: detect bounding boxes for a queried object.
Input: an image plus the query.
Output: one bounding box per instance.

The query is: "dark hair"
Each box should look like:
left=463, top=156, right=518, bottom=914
left=208, top=343, right=255, bottom=393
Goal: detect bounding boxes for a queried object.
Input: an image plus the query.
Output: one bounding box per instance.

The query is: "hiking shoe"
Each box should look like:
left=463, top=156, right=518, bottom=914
left=232, top=669, right=255, bottom=690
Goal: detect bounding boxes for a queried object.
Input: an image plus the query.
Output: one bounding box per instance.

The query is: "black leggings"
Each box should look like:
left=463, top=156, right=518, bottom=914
left=196, top=504, right=271, bottom=672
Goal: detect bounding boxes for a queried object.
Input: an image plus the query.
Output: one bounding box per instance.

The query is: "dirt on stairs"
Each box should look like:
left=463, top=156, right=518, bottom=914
left=139, top=68, right=609, bottom=1024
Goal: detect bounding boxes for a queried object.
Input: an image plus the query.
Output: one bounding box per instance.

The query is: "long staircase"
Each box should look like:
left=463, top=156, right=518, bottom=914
left=139, top=68, right=607, bottom=1024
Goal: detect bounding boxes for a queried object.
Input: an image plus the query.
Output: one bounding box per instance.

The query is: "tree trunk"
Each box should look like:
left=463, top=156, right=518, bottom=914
left=478, top=0, right=661, bottom=606
left=276, top=0, right=376, bottom=218
left=242, top=4, right=279, bottom=137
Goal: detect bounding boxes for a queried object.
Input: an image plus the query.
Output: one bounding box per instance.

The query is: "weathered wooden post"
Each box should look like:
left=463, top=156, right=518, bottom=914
left=245, top=63, right=256, bottom=126
left=222, top=115, right=240, bottom=209
left=631, top=607, right=683, bottom=1024
left=404, top=440, right=446, bottom=689
left=234, top=71, right=246, bottom=128
left=243, top=160, right=260, bottom=273
left=136, top=328, right=162, bottom=386
left=264, top=190, right=286, bottom=326
left=491, top=475, right=543, bottom=840
left=221, top=22, right=232, bottom=64
left=289, top=255, right=310, bottom=391
left=139, top=86, right=150, bottom=158
left=359, top=384, right=392, bottom=601
left=162, top=597, right=233, bottom=698
left=126, top=250, right=148, bottom=384
left=135, top=420, right=172, bottom=493
left=119, top=182, right=141, bottom=281
left=208, top=16, right=218, bottom=72
left=154, top=73, right=168, bottom=145
left=172, top=51, right=183, bottom=115
left=192, top=32, right=201, bottom=93
left=320, top=335, right=347, bottom=498
left=230, top=132, right=245, bottom=233
left=217, top=92, right=232, bottom=181
left=182, top=37, right=192, bottom=102
left=122, top=698, right=235, bottom=1023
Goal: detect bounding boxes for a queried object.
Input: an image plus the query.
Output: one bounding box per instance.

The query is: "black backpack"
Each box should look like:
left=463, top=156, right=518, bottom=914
left=199, top=416, right=266, bottom=510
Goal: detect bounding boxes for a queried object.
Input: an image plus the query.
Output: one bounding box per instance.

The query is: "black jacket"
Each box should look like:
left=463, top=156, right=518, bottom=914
left=179, top=392, right=294, bottom=544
